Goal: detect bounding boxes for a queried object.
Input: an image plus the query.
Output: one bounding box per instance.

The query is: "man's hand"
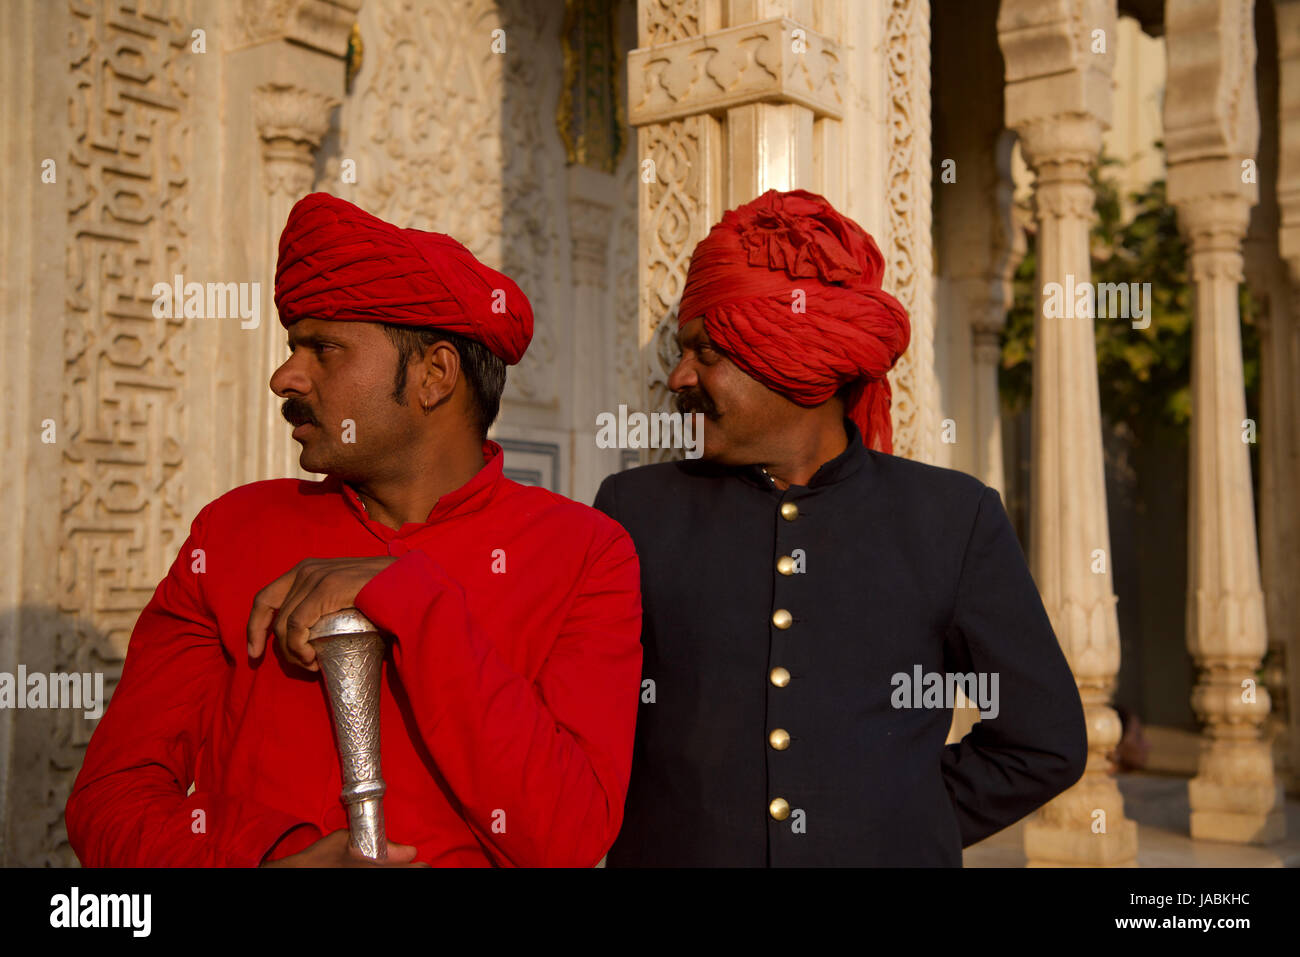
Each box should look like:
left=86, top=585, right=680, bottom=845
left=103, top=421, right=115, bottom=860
left=246, top=556, right=398, bottom=671
left=260, top=829, right=428, bottom=868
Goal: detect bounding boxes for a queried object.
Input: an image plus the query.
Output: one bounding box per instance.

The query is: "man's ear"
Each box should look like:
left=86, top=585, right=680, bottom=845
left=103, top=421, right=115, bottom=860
left=419, top=340, right=462, bottom=404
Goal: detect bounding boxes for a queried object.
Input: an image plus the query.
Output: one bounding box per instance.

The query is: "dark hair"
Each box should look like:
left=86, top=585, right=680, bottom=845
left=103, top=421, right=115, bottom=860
left=380, top=324, right=506, bottom=436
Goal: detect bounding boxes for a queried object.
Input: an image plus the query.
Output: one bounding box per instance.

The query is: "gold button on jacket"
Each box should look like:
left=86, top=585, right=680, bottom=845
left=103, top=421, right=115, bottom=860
left=780, top=502, right=798, bottom=521
left=769, top=666, right=790, bottom=687
left=771, top=608, right=792, bottom=630
left=769, top=728, right=790, bottom=750
left=769, top=797, right=791, bottom=821
left=776, top=555, right=795, bottom=575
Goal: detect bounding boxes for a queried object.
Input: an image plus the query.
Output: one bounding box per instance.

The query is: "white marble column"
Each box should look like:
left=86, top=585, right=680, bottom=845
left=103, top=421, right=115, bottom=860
left=1165, top=0, right=1284, bottom=843
left=998, top=0, right=1136, bottom=867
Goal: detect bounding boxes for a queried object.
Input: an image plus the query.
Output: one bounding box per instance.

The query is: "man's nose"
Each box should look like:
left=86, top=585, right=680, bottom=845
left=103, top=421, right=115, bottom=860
left=270, top=352, right=308, bottom=397
left=667, top=356, right=697, bottom=393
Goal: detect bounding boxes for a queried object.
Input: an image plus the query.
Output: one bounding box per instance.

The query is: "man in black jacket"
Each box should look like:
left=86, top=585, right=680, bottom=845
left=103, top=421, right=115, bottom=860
left=596, top=189, right=1086, bottom=866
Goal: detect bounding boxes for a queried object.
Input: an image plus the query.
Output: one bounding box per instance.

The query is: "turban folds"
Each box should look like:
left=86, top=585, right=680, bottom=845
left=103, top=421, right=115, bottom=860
left=677, top=189, right=910, bottom=453
left=275, top=192, right=533, bottom=365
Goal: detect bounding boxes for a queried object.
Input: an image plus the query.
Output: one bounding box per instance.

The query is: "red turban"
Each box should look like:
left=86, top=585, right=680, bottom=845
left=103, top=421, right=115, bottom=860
left=275, top=192, right=533, bottom=365
left=676, top=189, right=910, bottom=453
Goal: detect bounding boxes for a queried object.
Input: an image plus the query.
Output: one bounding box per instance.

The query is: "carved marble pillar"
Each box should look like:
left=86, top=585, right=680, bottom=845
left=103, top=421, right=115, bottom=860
left=1165, top=0, right=1283, bottom=843
left=1275, top=0, right=1300, bottom=797
left=253, top=83, right=338, bottom=483
left=998, top=0, right=1136, bottom=867
left=629, top=0, right=844, bottom=448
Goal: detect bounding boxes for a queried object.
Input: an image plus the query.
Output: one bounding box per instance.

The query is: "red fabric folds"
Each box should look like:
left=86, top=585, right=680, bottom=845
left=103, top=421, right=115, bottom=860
left=274, top=192, right=533, bottom=365
left=677, top=189, right=911, bottom=453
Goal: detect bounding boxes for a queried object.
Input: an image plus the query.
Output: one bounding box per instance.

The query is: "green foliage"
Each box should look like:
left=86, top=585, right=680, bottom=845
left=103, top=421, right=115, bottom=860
left=998, top=160, right=1260, bottom=445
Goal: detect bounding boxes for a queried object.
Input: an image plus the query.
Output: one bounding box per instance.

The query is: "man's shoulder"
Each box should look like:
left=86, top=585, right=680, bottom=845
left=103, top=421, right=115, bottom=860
left=200, top=477, right=336, bottom=521
left=863, top=450, right=990, bottom=504
left=596, top=459, right=726, bottom=499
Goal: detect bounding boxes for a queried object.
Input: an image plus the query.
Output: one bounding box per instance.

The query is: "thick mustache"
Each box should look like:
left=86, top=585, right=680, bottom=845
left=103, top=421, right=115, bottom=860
left=674, top=389, right=717, bottom=417
left=281, top=399, right=317, bottom=427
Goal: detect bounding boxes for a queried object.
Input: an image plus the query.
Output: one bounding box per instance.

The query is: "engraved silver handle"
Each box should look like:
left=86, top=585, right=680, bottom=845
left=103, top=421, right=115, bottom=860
left=308, top=608, right=388, bottom=861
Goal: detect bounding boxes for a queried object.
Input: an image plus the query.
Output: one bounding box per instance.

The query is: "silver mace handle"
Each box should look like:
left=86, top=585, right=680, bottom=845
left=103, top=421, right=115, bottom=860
left=308, top=608, right=389, bottom=861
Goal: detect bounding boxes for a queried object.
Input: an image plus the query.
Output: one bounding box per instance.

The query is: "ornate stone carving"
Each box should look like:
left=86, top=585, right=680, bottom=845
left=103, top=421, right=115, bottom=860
left=883, top=0, right=938, bottom=463
left=50, top=0, right=197, bottom=867
left=628, top=17, right=845, bottom=127
left=637, top=116, right=718, bottom=441
left=227, top=0, right=360, bottom=57
left=639, top=0, right=704, bottom=48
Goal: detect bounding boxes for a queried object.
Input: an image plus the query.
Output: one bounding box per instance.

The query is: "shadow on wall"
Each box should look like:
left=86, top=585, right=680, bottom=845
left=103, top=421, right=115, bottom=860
left=2, top=604, right=122, bottom=867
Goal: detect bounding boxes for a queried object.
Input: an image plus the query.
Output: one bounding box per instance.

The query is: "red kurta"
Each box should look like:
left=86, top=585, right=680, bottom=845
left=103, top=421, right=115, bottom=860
left=66, top=442, right=643, bottom=867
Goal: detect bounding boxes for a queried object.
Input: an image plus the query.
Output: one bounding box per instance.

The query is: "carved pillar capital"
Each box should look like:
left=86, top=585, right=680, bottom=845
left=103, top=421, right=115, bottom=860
left=1016, top=114, right=1104, bottom=173
left=253, top=82, right=338, bottom=196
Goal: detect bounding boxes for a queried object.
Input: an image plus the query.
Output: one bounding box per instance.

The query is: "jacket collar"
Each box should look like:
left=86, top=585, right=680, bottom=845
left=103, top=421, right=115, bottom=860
left=738, top=418, right=869, bottom=492
left=678, top=418, right=871, bottom=492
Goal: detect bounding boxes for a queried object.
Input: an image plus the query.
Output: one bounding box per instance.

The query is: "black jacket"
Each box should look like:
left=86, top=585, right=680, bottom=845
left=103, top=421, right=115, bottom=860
left=594, top=420, right=1087, bottom=866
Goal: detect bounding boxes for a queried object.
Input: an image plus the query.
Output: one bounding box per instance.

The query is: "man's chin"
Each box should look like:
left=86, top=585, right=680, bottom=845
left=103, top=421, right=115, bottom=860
left=294, top=447, right=330, bottom=474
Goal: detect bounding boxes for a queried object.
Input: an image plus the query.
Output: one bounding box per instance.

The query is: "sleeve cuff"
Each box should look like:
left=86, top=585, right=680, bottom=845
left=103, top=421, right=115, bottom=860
left=354, top=549, right=453, bottom=641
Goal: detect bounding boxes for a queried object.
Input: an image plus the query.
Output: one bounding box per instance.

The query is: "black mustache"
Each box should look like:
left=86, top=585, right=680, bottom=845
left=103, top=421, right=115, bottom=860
left=675, top=389, right=717, bottom=417
left=281, top=399, right=317, bottom=428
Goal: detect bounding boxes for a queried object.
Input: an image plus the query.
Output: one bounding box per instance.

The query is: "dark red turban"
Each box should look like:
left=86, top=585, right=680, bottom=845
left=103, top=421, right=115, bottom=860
left=274, top=192, right=533, bottom=365
left=676, top=189, right=910, bottom=453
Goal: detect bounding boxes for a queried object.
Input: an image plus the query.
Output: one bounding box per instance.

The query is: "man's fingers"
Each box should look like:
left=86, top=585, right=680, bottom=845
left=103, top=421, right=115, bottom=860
left=246, top=569, right=300, bottom=657
left=272, top=563, right=331, bottom=671
left=384, top=842, right=419, bottom=863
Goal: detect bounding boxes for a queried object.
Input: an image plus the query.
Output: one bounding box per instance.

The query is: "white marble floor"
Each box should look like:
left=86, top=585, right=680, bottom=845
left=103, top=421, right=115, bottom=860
left=962, top=772, right=1300, bottom=867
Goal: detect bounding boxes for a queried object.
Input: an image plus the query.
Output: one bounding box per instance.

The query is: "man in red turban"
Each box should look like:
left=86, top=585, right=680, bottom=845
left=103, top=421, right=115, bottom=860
left=67, top=193, right=642, bottom=867
left=675, top=188, right=910, bottom=454
left=596, top=189, right=1086, bottom=866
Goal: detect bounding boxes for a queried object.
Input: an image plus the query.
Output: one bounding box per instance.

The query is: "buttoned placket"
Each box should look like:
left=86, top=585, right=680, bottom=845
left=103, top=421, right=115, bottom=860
left=766, top=477, right=803, bottom=841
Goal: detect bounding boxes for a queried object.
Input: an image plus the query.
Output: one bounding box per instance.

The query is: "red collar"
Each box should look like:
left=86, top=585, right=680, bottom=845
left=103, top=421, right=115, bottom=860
left=333, top=440, right=504, bottom=540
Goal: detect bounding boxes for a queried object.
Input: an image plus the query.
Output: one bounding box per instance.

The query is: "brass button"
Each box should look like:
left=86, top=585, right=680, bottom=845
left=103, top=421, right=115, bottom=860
left=776, top=555, right=795, bottom=576
left=772, top=608, right=793, bottom=630
left=769, top=728, right=790, bottom=750
left=780, top=502, right=799, bottom=521
left=769, top=797, right=791, bottom=821
left=769, top=666, right=790, bottom=688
